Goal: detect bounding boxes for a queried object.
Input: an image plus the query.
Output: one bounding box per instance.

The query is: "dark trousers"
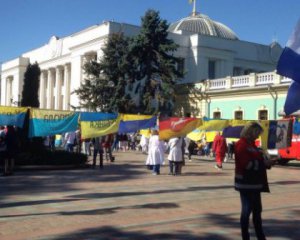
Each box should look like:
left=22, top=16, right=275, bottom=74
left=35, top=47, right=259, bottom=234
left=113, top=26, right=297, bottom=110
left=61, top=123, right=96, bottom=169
left=169, top=161, right=181, bottom=175
left=153, top=164, right=160, bottom=174
left=93, top=149, right=103, bottom=168
left=239, top=191, right=266, bottom=240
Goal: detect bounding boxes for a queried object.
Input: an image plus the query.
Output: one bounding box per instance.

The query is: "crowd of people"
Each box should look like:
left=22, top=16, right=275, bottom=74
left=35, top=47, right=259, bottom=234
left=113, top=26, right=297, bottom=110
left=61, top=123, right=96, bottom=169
left=0, top=121, right=277, bottom=239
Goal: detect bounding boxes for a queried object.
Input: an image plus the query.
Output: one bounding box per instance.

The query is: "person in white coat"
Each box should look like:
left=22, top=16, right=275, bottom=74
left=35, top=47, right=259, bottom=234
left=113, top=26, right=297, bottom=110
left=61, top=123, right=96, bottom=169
left=167, top=137, right=184, bottom=175
left=146, top=129, right=165, bottom=175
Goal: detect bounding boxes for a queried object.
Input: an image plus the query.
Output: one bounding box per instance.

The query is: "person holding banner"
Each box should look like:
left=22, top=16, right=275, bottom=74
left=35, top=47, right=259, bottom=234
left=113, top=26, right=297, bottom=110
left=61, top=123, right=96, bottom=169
left=212, top=132, right=227, bottom=170
left=92, top=137, right=104, bottom=169
left=146, top=129, right=165, bottom=175
left=167, top=137, right=184, bottom=175
left=3, top=126, right=19, bottom=176
left=234, top=122, right=273, bottom=240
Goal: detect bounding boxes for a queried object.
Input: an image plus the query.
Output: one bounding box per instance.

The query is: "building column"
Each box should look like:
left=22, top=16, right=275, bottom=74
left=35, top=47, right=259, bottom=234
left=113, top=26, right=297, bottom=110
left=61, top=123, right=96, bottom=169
left=39, top=71, right=46, bottom=108
left=47, top=69, right=54, bottom=109
left=6, top=76, right=13, bottom=106
left=64, top=64, right=71, bottom=110
left=55, top=66, right=63, bottom=110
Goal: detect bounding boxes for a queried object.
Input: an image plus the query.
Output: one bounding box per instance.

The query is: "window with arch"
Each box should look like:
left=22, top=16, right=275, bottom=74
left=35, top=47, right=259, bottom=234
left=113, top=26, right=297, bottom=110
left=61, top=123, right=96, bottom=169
left=258, top=110, right=268, bottom=120
left=234, top=110, right=243, bottom=120
left=213, top=111, right=221, bottom=119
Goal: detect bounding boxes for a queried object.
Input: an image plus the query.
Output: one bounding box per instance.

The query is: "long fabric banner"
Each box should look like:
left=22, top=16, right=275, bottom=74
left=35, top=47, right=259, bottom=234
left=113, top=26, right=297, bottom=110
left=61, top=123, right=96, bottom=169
left=28, top=109, right=79, bottom=137
left=118, top=114, right=157, bottom=133
left=159, top=117, right=202, bottom=140
left=0, top=106, right=28, bottom=128
left=259, top=120, right=293, bottom=150
left=80, top=112, right=120, bottom=139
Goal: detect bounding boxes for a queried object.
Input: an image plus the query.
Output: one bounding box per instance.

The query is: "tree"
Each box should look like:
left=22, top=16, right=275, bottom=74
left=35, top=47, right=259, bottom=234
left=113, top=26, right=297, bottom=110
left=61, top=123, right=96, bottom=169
left=75, top=33, right=135, bottom=112
left=19, top=62, right=43, bottom=153
left=75, top=10, right=184, bottom=115
left=131, top=9, right=184, bottom=115
left=21, top=62, right=41, bottom=107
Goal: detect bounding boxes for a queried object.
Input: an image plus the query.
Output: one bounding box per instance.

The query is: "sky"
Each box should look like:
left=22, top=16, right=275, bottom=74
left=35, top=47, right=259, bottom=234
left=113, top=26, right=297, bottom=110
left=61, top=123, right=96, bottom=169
left=0, top=0, right=299, bottom=64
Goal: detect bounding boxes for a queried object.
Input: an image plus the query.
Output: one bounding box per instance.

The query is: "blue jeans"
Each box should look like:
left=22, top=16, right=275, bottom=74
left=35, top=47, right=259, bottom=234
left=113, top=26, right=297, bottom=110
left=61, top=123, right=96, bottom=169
left=239, top=191, right=266, bottom=240
left=153, top=164, right=160, bottom=174
left=65, top=143, right=74, bottom=152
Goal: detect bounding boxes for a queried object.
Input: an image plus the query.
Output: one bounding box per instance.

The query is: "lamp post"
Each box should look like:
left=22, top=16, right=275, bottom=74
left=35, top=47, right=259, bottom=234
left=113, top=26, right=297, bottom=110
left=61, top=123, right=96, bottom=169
left=10, top=94, right=21, bottom=106
left=267, top=84, right=278, bottom=120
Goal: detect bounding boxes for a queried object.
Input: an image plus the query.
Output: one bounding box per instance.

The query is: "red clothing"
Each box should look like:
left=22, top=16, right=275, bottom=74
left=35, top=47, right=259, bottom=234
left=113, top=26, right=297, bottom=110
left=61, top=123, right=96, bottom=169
left=234, top=137, right=269, bottom=192
left=234, top=138, right=263, bottom=176
left=212, top=135, right=227, bottom=154
left=212, top=134, right=227, bottom=165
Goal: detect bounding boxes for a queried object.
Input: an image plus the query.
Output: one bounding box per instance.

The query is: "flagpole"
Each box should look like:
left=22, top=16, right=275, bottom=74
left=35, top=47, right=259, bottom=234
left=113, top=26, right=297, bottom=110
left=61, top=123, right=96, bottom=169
left=193, top=0, right=197, bottom=16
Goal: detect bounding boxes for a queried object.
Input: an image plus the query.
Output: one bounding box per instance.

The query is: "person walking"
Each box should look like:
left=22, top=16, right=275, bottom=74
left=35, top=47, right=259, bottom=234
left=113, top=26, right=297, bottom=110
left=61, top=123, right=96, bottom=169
left=212, top=132, right=227, bottom=170
left=234, top=122, right=273, bottom=240
left=64, top=131, right=77, bottom=152
left=3, top=126, right=19, bottom=176
left=103, top=134, right=114, bottom=162
left=146, top=129, right=165, bottom=175
left=92, top=137, right=104, bottom=169
left=167, top=137, right=184, bottom=175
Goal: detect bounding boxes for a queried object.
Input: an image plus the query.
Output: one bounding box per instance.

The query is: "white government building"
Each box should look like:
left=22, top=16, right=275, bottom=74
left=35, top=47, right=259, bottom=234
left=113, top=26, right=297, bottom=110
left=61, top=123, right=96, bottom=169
left=1, top=4, right=283, bottom=111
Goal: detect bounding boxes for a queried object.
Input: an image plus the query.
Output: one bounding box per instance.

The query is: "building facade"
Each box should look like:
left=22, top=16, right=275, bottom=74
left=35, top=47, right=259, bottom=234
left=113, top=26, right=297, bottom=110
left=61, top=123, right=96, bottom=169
left=177, top=71, right=290, bottom=120
left=1, top=11, right=283, bottom=113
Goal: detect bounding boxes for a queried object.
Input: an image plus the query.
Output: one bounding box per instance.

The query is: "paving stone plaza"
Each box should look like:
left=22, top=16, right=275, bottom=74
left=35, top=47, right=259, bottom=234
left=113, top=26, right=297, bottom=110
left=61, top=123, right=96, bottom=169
left=1, top=151, right=300, bottom=240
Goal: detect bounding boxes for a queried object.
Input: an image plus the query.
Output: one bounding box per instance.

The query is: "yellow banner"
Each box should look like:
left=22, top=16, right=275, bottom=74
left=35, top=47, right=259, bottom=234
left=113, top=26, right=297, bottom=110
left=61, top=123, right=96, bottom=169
left=0, top=106, right=28, bottom=114
left=187, top=130, right=204, bottom=142
left=230, top=119, right=250, bottom=126
left=259, top=120, right=269, bottom=150
left=121, top=114, right=154, bottom=121
left=199, top=119, right=230, bottom=131
left=140, top=129, right=151, bottom=138
left=80, top=115, right=121, bottom=139
left=30, top=108, right=74, bottom=120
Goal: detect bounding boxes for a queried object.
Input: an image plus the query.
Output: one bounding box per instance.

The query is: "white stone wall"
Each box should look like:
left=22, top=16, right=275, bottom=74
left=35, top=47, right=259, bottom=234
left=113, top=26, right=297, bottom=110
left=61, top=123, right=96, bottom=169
left=0, top=19, right=281, bottom=110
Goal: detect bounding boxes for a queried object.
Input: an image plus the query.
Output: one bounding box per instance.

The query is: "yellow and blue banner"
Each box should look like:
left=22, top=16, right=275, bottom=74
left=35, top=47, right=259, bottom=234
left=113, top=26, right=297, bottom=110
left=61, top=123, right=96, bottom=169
left=0, top=106, right=28, bottom=128
left=119, top=114, right=157, bottom=133
left=80, top=112, right=121, bottom=139
left=140, top=129, right=151, bottom=138
left=29, top=108, right=79, bottom=137
left=199, top=119, right=230, bottom=131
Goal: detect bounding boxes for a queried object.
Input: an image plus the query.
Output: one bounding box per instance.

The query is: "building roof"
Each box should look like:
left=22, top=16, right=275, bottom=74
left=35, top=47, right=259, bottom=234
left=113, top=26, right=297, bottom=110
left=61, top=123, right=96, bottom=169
left=169, top=13, right=238, bottom=40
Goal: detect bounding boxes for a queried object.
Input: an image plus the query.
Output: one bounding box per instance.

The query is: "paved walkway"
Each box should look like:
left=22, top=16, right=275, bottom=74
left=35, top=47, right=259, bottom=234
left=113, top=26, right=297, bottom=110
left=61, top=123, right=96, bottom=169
left=1, top=151, right=300, bottom=240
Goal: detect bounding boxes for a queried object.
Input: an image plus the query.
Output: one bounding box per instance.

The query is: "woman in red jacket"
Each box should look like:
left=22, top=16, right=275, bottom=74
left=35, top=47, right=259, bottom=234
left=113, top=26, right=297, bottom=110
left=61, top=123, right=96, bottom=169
left=212, top=132, right=227, bottom=169
left=234, top=122, right=272, bottom=240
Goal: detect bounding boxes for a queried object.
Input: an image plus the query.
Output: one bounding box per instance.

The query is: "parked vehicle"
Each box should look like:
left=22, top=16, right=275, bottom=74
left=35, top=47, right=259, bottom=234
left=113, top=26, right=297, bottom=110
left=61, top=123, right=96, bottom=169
left=275, top=115, right=300, bottom=165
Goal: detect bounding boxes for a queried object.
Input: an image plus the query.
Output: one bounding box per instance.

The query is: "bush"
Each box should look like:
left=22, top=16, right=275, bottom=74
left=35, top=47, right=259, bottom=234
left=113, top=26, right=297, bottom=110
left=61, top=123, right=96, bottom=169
left=16, top=149, right=88, bottom=166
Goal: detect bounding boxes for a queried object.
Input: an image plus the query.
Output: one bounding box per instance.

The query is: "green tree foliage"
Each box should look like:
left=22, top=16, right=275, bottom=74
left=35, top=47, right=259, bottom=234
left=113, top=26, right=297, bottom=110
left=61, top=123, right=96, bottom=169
left=131, top=9, right=184, bottom=115
left=19, top=62, right=43, bottom=153
left=75, top=33, right=135, bottom=112
left=75, top=9, right=183, bottom=115
left=21, top=62, right=41, bottom=107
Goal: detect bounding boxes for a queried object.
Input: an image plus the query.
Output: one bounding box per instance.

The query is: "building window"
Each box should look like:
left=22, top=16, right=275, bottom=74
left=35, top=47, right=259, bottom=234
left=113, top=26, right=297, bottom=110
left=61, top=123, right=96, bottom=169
left=234, top=110, right=243, bottom=120
left=208, top=60, right=216, bottom=79
left=233, top=67, right=242, bottom=76
left=213, top=111, right=221, bottom=119
left=258, top=110, right=268, bottom=120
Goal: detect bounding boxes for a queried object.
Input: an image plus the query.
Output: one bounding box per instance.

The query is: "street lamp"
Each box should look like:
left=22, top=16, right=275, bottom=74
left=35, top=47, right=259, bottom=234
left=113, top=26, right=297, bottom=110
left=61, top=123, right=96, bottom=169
left=10, top=94, right=21, bottom=106
left=267, top=84, right=278, bottom=120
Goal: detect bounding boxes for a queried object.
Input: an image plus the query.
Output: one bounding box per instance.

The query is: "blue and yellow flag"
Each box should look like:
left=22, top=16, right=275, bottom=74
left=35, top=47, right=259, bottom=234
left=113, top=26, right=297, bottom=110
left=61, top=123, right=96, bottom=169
left=29, top=108, right=79, bottom=137
left=0, top=106, right=28, bottom=128
left=118, top=114, right=157, bottom=133
left=80, top=112, right=120, bottom=139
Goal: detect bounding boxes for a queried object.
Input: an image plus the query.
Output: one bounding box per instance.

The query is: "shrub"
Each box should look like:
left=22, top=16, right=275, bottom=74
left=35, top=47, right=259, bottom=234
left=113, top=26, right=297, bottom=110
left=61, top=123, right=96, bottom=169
left=16, top=149, right=88, bottom=166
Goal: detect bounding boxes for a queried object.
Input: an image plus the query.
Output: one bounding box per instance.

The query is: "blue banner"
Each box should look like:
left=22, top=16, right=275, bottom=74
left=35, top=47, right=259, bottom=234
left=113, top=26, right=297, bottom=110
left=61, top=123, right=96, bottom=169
left=29, top=109, right=79, bottom=137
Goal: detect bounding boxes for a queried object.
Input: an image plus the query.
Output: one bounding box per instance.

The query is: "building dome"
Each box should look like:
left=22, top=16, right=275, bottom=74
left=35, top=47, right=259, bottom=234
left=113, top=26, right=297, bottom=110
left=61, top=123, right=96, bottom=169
left=169, top=13, right=238, bottom=40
